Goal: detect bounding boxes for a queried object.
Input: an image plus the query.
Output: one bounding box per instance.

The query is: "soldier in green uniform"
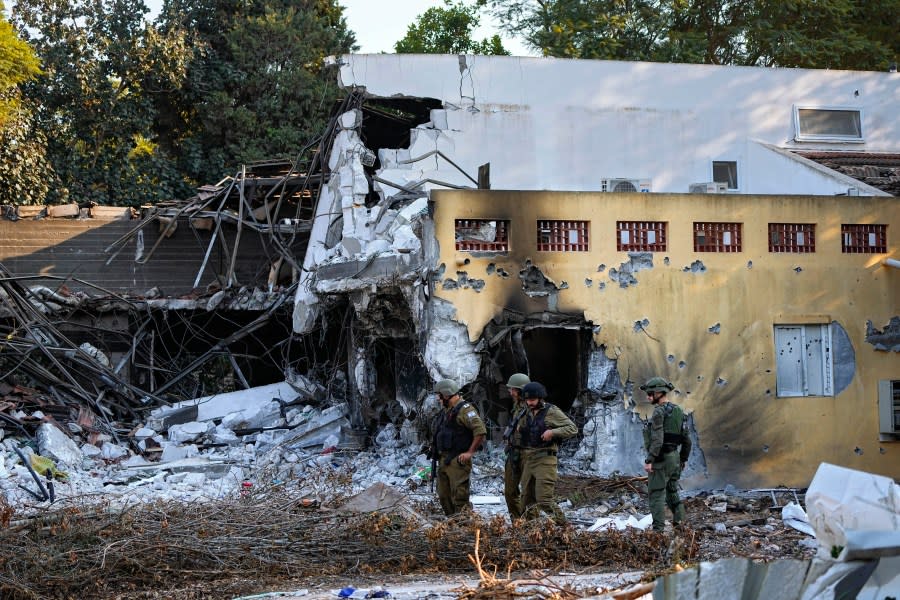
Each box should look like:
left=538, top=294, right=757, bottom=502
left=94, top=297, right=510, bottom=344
left=516, top=381, right=577, bottom=524
left=641, top=376, right=692, bottom=532
left=430, top=379, right=487, bottom=516
left=502, top=373, right=530, bottom=519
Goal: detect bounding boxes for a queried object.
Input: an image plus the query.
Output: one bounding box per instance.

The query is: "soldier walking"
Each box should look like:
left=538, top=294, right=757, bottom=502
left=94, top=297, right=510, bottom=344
left=502, top=373, right=530, bottom=519
left=641, top=376, right=692, bottom=532
left=430, top=379, right=486, bottom=516
left=516, top=381, right=577, bottom=524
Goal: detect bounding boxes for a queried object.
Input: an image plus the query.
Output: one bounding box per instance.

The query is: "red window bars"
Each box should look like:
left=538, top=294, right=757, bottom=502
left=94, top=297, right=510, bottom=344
left=769, top=223, right=816, bottom=253
left=536, top=220, right=589, bottom=251
left=455, top=219, right=510, bottom=252
left=694, top=222, right=742, bottom=252
left=842, top=224, right=887, bottom=253
left=617, top=221, right=667, bottom=252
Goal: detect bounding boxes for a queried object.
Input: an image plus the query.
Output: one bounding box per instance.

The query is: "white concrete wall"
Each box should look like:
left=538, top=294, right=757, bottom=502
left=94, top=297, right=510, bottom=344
left=339, top=54, right=899, bottom=196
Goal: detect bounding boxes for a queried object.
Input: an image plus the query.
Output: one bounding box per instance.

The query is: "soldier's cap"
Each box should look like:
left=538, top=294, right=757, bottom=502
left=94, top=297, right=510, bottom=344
left=639, top=377, right=674, bottom=393
left=434, top=379, right=460, bottom=396
left=522, top=381, right=547, bottom=399
left=506, top=373, right=530, bottom=389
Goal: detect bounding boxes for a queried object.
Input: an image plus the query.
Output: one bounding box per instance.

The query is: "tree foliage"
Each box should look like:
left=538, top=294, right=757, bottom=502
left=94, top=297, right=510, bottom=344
left=12, top=0, right=195, bottom=205
left=7, top=0, right=354, bottom=206
left=482, top=0, right=899, bottom=70
left=395, top=1, right=509, bottom=55
left=0, top=1, right=42, bottom=126
left=155, top=0, right=356, bottom=184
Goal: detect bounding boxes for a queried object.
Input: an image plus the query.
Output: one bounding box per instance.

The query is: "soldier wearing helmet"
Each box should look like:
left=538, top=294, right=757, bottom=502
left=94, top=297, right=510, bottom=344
left=640, top=376, right=691, bottom=532
left=429, top=378, right=486, bottom=516
left=502, top=373, right=530, bottom=519
left=514, top=381, right=577, bottom=524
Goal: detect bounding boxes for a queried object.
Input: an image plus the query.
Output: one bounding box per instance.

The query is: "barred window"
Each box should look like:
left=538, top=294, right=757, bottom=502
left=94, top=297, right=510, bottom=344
left=617, top=221, right=667, bottom=252
left=536, top=220, right=589, bottom=252
left=455, top=219, right=509, bottom=252
left=769, top=223, right=816, bottom=253
left=694, top=222, right=742, bottom=252
left=842, top=224, right=886, bottom=254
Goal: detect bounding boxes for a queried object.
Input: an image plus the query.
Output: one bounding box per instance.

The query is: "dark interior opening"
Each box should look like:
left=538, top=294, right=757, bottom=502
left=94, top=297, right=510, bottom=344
left=521, top=328, right=583, bottom=413
left=480, top=325, right=590, bottom=432
left=370, top=337, right=427, bottom=428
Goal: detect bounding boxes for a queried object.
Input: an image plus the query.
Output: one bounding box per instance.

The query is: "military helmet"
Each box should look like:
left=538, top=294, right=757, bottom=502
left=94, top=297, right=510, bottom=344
left=506, top=373, right=531, bottom=390
left=434, top=379, right=460, bottom=396
left=639, top=376, right=674, bottom=393
left=522, top=381, right=547, bottom=399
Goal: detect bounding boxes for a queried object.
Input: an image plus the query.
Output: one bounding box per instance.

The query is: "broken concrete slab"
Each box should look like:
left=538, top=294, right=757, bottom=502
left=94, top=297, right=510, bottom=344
left=121, top=456, right=233, bottom=478
left=148, top=381, right=300, bottom=429
left=282, top=402, right=350, bottom=450
left=36, top=423, right=83, bottom=467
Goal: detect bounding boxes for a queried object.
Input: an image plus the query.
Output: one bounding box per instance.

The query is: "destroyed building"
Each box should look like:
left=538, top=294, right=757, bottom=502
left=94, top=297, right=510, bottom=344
left=1, top=54, right=898, bottom=491
left=292, top=54, right=900, bottom=489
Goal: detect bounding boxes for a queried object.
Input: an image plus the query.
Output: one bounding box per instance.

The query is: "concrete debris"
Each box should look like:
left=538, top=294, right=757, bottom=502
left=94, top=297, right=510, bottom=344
left=36, top=422, right=83, bottom=467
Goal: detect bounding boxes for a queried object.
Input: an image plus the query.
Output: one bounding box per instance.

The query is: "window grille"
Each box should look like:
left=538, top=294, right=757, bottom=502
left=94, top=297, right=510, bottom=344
left=694, top=222, right=742, bottom=252
left=769, top=223, right=816, bottom=253
left=617, top=221, right=667, bottom=252
left=536, top=220, right=589, bottom=252
left=841, top=224, right=886, bottom=254
left=455, top=219, right=509, bottom=252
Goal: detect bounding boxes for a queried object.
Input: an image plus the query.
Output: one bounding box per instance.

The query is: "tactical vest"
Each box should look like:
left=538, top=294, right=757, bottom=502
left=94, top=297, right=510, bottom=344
left=435, top=401, right=475, bottom=454
left=520, top=404, right=552, bottom=448
left=643, top=402, right=685, bottom=452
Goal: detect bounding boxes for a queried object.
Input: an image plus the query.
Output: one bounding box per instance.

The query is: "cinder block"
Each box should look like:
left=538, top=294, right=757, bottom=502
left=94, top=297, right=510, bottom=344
left=48, top=203, right=79, bottom=218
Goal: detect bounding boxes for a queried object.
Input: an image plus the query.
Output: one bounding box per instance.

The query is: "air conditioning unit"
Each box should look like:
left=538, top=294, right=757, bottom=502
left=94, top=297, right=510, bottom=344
left=689, top=182, right=728, bottom=194
left=602, top=178, right=652, bottom=193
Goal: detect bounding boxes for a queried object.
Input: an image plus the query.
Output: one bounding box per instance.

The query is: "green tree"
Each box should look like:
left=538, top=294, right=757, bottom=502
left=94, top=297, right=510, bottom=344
left=0, top=102, right=54, bottom=205
left=0, top=1, right=48, bottom=205
left=482, top=0, right=898, bottom=70
left=12, top=0, right=194, bottom=205
left=395, top=1, right=509, bottom=55
left=0, top=1, right=42, bottom=126
left=156, top=0, right=356, bottom=184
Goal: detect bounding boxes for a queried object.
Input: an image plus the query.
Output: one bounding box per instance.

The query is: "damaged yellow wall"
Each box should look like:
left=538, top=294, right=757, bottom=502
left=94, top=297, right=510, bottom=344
left=431, top=190, right=900, bottom=488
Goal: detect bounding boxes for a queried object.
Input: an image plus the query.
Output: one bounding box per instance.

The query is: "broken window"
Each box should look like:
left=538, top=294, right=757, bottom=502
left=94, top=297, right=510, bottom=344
left=769, top=223, right=816, bottom=253
left=774, top=324, right=833, bottom=397
left=794, top=106, right=863, bottom=142
left=712, top=161, right=738, bottom=190
left=455, top=219, right=510, bottom=252
left=617, top=221, right=666, bottom=252
left=537, top=220, right=589, bottom=252
left=841, top=224, right=887, bottom=254
left=694, top=222, right=742, bottom=252
left=878, top=380, right=900, bottom=439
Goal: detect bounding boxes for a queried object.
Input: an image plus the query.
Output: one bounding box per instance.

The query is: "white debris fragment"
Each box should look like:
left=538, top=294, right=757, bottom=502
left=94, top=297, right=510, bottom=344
left=587, top=513, right=653, bottom=532
left=36, top=422, right=83, bottom=466
left=168, top=421, right=212, bottom=443
left=805, top=462, right=900, bottom=556
left=782, top=501, right=815, bottom=536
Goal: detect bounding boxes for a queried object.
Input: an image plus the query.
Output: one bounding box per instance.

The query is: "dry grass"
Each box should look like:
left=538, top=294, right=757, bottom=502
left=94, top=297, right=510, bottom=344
left=0, top=489, right=696, bottom=599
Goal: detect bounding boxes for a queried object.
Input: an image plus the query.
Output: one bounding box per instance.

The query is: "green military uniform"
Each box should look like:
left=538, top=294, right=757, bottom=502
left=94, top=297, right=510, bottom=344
left=433, top=399, right=487, bottom=516
left=517, top=402, right=577, bottom=523
left=644, top=402, right=692, bottom=531
left=503, top=397, right=527, bottom=519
